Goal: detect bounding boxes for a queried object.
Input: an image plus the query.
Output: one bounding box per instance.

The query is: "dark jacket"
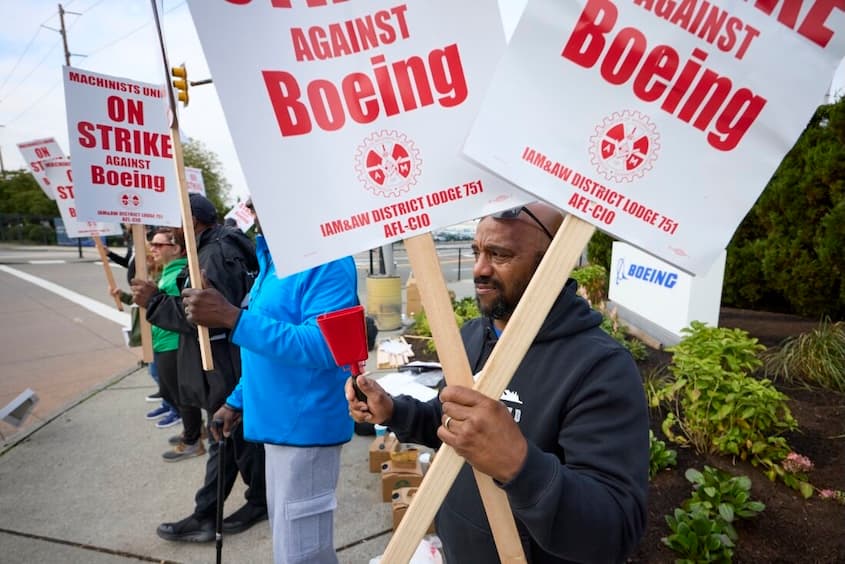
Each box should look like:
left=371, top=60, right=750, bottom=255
left=146, top=224, right=258, bottom=410
left=388, top=279, right=649, bottom=563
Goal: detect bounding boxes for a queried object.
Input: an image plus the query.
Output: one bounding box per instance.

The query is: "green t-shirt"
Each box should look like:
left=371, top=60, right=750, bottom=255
left=151, top=257, right=187, bottom=353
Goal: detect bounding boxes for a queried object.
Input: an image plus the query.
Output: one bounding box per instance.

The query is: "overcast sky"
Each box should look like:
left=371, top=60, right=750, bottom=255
left=1, top=0, right=842, bottom=204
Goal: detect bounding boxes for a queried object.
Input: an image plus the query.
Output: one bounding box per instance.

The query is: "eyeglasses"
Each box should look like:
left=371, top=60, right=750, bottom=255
left=492, top=206, right=554, bottom=240
left=150, top=242, right=175, bottom=248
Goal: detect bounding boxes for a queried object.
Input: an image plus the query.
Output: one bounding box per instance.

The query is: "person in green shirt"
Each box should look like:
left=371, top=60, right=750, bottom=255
left=146, top=228, right=192, bottom=438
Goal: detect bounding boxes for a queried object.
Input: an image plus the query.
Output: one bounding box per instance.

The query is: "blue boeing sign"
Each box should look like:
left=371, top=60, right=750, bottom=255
left=609, top=242, right=726, bottom=343
left=615, top=258, right=678, bottom=288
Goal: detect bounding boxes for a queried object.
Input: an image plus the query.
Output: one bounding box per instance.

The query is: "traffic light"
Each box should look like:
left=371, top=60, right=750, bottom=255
left=171, top=64, right=189, bottom=107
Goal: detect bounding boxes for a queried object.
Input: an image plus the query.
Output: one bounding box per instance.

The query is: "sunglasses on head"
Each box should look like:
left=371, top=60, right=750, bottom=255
left=493, top=206, right=554, bottom=240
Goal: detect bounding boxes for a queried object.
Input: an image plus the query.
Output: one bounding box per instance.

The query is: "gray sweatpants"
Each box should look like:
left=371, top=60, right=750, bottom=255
left=265, top=444, right=342, bottom=564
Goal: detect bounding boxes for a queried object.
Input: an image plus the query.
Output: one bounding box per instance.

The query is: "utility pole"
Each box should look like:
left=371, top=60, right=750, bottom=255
left=54, top=3, right=84, bottom=258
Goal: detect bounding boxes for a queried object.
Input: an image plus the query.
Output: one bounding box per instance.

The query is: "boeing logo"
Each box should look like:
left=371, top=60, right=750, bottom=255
left=615, top=258, right=628, bottom=285
left=616, top=258, right=678, bottom=288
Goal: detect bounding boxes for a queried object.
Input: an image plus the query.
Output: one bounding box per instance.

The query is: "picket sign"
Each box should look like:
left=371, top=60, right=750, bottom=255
left=131, top=224, right=154, bottom=363
left=383, top=216, right=596, bottom=562
left=150, top=0, right=213, bottom=371
left=403, top=233, right=524, bottom=562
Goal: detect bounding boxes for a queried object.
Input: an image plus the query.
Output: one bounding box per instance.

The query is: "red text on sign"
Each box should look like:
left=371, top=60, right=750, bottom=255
left=562, top=0, right=767, bottom=151
left=291, top=5, right=410, bottom=61
left=263, top=44, right=468, bottom=136
left=225, top=0, right=349, bottom=6
left=77, top=122, right=173, bottom=157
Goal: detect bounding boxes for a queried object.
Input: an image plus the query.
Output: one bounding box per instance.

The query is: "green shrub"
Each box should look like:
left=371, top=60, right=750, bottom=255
left=663, top=504, right=735, bottom=563
left=763, top=318, right=845, bottom=392
left=571, top=264, right=608, bottom=307
left=649, top=430, right=677, bottom=479
left=25, top=223, right=55, bottom=244
left=663, top=466, right=765, bottom=563
left=600, top=314, right=648, bottom=361
left=586, top=230, right=613, bottom=272
left=722, top=98, right=845, bottom=318
left=643, top=363, right=673, bottom=414
left=657, top=322, right=810, bottom=496
left=406, top=297, right=480, bottom=354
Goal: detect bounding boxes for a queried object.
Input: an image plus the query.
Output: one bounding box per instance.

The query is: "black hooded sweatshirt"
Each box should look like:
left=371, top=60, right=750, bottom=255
left=387, top=279, right=649, bottom=563
left=145, top=224, right=258, bottom=411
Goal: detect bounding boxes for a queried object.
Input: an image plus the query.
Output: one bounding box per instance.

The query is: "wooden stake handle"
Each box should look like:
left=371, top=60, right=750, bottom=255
left=382, top=217, right=596, bottom=563
left=170, top=127, right=214, bottom=371
left=94, top=237, right=123, bottom=311
left=131, top=224, right=154, bottom=363
left=399, top=234, right=525, bottom=563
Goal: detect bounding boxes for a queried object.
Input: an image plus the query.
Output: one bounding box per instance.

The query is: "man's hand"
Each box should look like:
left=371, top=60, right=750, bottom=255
left=438, top=385, right=528, bottom=483
left=130, top=279, right=158, bottom=308
left=210, top=405, right=241, bottom=441
left=181, top=278, right=240, bottom=329
left=346, top=375, right=394, bottom=425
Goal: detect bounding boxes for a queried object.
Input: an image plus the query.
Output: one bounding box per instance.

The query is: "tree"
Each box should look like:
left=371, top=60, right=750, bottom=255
left=182, top=139, right=233, bottom=215
left=723, top=97, right=845, bottom=319
left=0, top=170, right=59, bottom=216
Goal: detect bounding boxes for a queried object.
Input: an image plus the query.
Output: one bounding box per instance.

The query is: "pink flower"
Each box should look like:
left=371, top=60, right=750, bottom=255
left=819, top=489, right=837, bottom=499
left=782, top=452, right=814, bottom=474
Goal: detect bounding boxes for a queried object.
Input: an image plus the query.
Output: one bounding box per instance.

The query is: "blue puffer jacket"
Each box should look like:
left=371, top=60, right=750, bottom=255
left=226, top=235, right=359, bottom=446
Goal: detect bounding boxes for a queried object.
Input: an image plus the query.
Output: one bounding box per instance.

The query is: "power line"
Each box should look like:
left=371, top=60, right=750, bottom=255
left=0, top=27, right=47, bottom=98
left=1, top=41, right=62, bottom=105
left=0, top=0, right=148, bottom=106
left=80, top=1, right=185, bottom=60
left=5, top=81, right=61, bottom=125
left=4, top=1, right=187, bottom=126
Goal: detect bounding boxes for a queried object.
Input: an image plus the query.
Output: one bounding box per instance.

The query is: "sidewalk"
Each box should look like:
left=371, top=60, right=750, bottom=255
left=0, top=278, right=477, bottom=563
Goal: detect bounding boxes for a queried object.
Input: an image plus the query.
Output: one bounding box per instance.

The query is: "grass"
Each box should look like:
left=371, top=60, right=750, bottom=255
left=763, top=319, right=845, bottom=392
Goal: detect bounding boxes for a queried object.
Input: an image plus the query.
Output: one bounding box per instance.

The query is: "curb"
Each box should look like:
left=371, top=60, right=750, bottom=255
left=0, top=363, right=146, bottom=456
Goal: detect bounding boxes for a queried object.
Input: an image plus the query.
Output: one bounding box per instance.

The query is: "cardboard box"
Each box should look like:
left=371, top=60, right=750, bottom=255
left=369, top=433, right=399, bottom=473
left=389, top=447, right=419, bottom=469
left=391, top=487, right=435, bottom=534
left=380, top=459, right=423, bottom=502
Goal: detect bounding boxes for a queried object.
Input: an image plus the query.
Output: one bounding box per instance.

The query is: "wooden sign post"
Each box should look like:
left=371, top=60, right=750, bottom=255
left=404, top=233, right=525, bottom=562
left=131, top=224, right=154, bottom=364
left=383, top=216, right=596, bottom=562
left=93, top=237, right=124, bottom=312
left=150, top=0, right=213, bottom=371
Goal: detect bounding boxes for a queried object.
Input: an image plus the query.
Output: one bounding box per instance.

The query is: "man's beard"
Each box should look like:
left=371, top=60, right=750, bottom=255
left=475, top=277, right=515, bottom=320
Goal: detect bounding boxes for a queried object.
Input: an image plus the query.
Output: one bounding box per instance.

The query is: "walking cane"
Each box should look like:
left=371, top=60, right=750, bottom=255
left=213, top=418, right=225, bottom=564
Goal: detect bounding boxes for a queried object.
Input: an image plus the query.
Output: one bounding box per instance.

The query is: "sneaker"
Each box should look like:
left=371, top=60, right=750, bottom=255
left=145, top=405, right=170, bottom=420
left=168, top=426, right=207, bottom=446
left=156, top=412, right=182, bottom=429
left=222, top=502, right=268, bottom=534
left=145, top=391, right=163, bottom=402
left=156, top=514, right=215, bottom=543
left=162, top=440, right=206, bottom=462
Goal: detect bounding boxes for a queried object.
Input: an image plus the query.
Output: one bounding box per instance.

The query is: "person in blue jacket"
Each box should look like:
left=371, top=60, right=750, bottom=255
left=182, top=197, right=359, bottom=564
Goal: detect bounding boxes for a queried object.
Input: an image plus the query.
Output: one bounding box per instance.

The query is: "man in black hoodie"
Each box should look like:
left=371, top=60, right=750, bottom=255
left=347, top=202, right=649, bottom=563
left=132, top=193, right=267, bottom=543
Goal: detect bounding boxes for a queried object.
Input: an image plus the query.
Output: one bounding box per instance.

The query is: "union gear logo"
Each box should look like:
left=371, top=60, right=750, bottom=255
left=589, top=110, right=659, bottom=183
left=120, top=192, right=141, bottom=207
left=355, top=130, right=421, bottom=198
